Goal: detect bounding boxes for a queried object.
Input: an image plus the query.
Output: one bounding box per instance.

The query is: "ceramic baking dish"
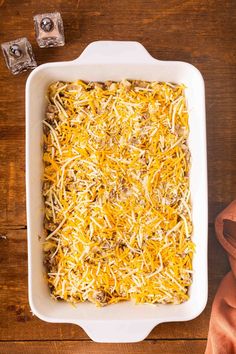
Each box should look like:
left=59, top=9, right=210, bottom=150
left=26, top=41, right=208, bottom=343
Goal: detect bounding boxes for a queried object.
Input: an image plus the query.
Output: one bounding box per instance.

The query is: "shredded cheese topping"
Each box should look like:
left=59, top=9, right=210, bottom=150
left=43, top=79, right=194, bottom=306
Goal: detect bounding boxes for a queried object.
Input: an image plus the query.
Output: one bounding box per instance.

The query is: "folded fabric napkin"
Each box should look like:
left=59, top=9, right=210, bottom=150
left=205, top=200, right=236, bottom=354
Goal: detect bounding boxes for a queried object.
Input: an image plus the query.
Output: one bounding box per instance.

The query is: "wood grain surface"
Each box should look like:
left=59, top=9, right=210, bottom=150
left=0, top=0, right=235, bottom=353
left=0, top=340, right=207, bottom=354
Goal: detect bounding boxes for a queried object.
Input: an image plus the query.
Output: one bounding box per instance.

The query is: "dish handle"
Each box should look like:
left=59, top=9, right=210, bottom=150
left=79, top=320, right=158, bottom=343
left=74, top=41, right=157, bottom=64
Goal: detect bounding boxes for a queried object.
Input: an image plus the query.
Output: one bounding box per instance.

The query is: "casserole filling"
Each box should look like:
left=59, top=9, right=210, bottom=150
left=42, top=79, right=194, bottom=306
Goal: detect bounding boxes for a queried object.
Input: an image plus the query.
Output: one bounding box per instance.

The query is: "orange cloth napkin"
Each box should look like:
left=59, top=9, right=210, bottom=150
left=205, top=200, right=236, bottom=354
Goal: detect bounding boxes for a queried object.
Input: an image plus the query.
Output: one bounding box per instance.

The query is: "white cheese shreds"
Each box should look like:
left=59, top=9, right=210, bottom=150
left=43, top=79, right=194, bottom=306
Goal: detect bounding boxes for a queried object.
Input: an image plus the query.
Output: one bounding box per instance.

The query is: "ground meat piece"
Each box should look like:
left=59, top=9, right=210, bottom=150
left=46, top=112, right=55, bottom=121
left=43, top=124, right=50, bottom=134
left=47, top=104, right=58, bottom=114
left=92, top=290, right=110, bottom=305
left=109, top=190, right=117, bottom=200
left=44, top=219, right=56, bottom=232
left=133, top=80, right=149, bottom=88
left=66, top=84, right=79, bottom=91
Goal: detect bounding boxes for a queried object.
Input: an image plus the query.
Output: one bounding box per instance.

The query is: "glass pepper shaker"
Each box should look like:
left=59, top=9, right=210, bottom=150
left=33, top=12, right=65, bottom=48
left=1, top=37, right=37, bottom=75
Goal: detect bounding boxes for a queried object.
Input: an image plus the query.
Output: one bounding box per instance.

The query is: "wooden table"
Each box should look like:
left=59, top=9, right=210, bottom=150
left=0, top=0, right=235, bottom=353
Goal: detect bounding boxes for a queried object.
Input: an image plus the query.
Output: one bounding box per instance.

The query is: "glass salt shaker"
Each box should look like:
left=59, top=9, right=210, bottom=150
left=1, top=37, right=37, bottom=75
left=34, top=12, right=65, bottom=48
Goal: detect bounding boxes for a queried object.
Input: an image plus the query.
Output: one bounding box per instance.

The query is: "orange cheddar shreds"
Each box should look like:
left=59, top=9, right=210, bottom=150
left=42, top=79, right=194, bottom=306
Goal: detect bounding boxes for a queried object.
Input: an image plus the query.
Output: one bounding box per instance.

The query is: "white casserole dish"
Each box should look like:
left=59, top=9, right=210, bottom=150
left=26, top=41, right=208, bottom=343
